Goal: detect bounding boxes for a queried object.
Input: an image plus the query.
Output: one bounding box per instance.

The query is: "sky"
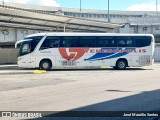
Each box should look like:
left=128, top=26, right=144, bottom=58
left=1, top=0, right=160, bottom=11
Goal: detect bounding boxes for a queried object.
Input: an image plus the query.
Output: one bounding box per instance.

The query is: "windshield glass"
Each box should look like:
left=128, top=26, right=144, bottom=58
left=19, top=41, right=31, bottom=56
left=18, top=36, right=43, bottom=56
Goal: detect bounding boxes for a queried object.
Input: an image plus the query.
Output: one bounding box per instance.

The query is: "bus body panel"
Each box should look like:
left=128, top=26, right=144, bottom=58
left=29, top=46, right=152, bottom=68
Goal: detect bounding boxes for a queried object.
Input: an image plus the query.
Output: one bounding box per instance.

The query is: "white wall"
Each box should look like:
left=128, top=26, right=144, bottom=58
left=0, top=28, right=16, bottom=42
left=119, top=24, right=135, bottom=33
left=0, top=28, right=47, bottom=42
left=119, top=24, right=160, bottom=34
left=17, top=29, right=35, bottom=41
left=155, top=45, right=160, bottom=62
left=0, top=48, right=19, bottom=64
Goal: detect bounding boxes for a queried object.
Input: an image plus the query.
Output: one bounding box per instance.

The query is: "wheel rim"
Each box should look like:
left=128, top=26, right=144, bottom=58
left=43, top=63, right=49, bottom=69
left=119, top=62, right=125, bottom=68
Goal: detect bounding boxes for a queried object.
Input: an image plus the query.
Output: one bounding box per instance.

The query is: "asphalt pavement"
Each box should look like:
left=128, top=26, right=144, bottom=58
left=0, top=64, right=160, bottom=120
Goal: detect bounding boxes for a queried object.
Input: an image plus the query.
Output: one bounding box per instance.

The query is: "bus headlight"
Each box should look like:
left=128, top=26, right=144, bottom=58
left=18, top=58, right=22, bottom=61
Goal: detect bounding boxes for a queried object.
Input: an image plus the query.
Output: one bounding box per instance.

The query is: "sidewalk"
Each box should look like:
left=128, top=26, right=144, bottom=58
left=0, top=64, right=34, bottom=74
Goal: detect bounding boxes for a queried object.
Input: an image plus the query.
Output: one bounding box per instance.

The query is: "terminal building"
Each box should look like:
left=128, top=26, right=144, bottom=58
left=0, top=2, right=160, bottom=63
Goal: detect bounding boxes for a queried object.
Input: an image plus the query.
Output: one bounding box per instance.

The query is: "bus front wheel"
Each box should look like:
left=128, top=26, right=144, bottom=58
left=115, top=59, right=127, bottom=70
left=40, top=60, right=52, bottom=71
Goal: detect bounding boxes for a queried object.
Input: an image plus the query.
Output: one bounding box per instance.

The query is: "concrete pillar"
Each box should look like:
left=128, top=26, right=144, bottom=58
left=64, top=24, right=66, bottom=32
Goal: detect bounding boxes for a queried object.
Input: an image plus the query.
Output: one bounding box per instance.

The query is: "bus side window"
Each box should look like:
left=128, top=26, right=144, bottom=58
left=61, top=37, right=78, bottom=47
left=40, top=36, right=60, bottom=50
left=40, top=40, right=49, bottom=50
left=49, top=39, right=60, bottom=48
left=118, top=39, right=126, bottom=47
left=79, top=37, right=96, bottom=47
left=116, top=37, right=134, bottom=47
left=135, top=36, right=151, bottom=47
left=63, top=39, right=70, bottom=47
left=126, top=39, right=133, bottom=47
left=105, top=40, right=110, bottom=47
left=110, top=39, right=115, bottom=47
left=96, top=37, right=105, bottom=47
left=97, top=36, right=115, bottom=47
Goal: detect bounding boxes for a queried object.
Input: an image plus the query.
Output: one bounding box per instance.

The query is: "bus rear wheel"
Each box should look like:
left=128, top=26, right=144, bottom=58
left=115, top=60, right=127, bottom=70
left=40, top=60, right=52, bottom=71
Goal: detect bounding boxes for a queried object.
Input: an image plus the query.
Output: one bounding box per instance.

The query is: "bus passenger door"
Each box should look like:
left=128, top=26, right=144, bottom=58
left=21, top=54, right=37, bottom=68
left=30, top=54, right=36, bottom=68
left=18, top=54, right=31, bottom=68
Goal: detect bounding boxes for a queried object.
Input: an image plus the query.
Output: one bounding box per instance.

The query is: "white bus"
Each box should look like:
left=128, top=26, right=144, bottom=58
left=15, top=33, right=155, bottom=70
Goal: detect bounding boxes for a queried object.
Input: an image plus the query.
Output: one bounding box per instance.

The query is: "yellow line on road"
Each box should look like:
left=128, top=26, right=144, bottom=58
left=34, top=70, right=46, bottom=74
left=101, top=66, right=108, bottom=68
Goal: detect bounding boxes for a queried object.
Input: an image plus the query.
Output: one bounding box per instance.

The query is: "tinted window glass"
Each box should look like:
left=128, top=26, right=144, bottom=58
left=40, top=36, right=60, bottom=50
left=24, top=36, right=43, bottom=52
left=126, top=38, right=134, bottom=47
left=135, top=36, right=151, bottom=47
left=117, top=39, right=126, bottom=47
left=19, top=41, right=31, bottom=56
left=60, top=36, right=78, bottom=47
left=30, top=40, right=40, bottom=52
left=116, top=37, right=134, bottom=47
left=96, top=36, right=116, bottom=47
left=79, top=37, right=96, bottom=47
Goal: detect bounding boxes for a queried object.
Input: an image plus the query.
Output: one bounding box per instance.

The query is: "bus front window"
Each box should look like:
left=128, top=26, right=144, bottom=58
left=18, top=36, right=43, bottom=57
left=19, top=41, right=32, bottom=56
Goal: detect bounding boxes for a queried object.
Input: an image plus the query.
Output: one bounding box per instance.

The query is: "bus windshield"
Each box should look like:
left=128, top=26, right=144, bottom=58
left=19, top=40, right=32, bottom=56
left=18, top=36, right=43, bottom=56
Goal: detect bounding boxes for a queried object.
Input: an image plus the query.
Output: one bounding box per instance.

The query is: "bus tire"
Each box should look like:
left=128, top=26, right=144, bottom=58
left=116, top=59, right=127, bottom=70
left=40, top=60, right=52, bottom=71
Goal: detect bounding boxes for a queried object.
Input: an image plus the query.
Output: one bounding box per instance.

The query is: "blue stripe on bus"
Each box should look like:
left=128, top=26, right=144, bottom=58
left=86, top=48, right=135, bottom=61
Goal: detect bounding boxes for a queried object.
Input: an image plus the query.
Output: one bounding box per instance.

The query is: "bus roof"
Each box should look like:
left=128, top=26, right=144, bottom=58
left=26, top=32, right=154, bottom=38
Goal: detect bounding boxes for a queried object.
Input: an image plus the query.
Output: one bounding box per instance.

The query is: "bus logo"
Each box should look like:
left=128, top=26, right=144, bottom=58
left=59, top=48, right=89, bottom=61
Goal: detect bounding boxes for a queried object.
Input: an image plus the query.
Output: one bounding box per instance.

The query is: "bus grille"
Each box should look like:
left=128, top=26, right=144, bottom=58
left=139, top=55, right=151, bottom=65
left=61, top=61, right=76, bottom=66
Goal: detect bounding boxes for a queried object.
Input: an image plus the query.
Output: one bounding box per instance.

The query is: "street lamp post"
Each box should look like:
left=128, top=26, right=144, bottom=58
left=108, top=0, right=110, bottom=22
left=156, top=0, right=158, bottom=15
left=2, top=0, right=4, bottom=6
left=80, top=0, right=81, bottom=11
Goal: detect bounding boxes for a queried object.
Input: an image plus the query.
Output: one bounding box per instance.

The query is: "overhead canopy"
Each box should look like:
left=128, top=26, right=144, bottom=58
left=0, top=5, right=119, bottom=32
